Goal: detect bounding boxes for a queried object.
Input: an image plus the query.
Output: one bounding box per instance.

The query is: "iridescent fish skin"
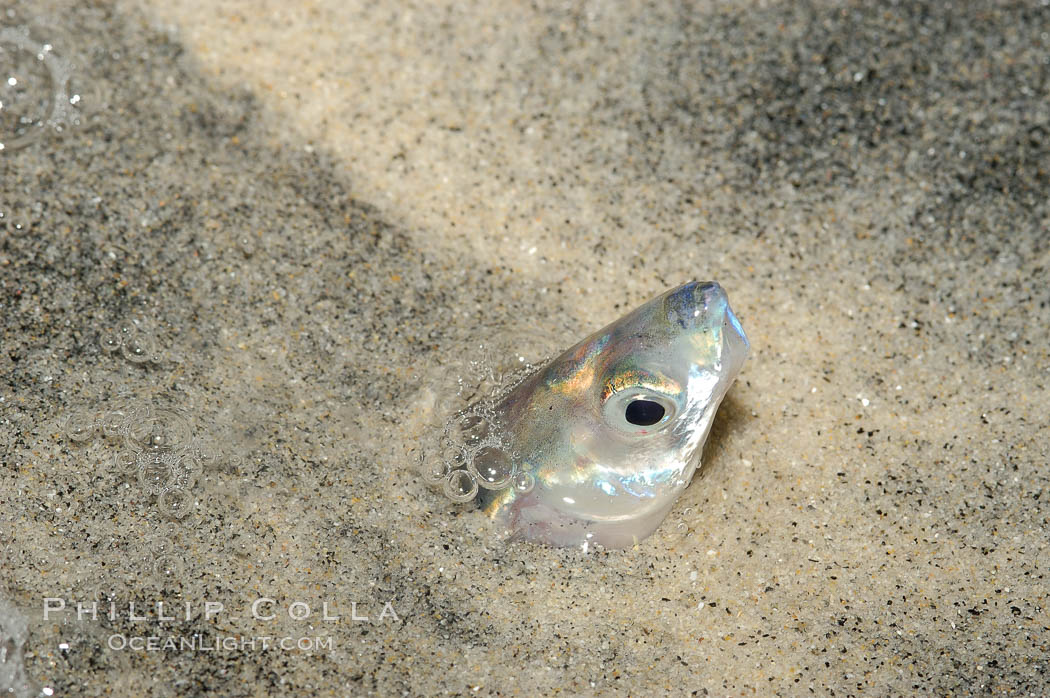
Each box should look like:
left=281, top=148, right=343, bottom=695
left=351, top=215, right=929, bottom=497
left=480, top=281, right=749, bottom=548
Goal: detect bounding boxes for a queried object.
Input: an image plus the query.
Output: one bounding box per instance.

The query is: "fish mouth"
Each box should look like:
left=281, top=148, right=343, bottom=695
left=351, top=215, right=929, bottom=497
left=668, top=280, right=749, bottom=375
left=711, top=285, right=749, bottom=381
left=668, top=281, right=729, bottom=326
left=671, top=280, right=747, bottom=335
left=723, top=303, right=750, bottom=359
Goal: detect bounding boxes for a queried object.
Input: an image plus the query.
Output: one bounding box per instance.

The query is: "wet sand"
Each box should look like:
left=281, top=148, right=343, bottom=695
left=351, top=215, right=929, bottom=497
left=2, top=0, right=1048, bottom=695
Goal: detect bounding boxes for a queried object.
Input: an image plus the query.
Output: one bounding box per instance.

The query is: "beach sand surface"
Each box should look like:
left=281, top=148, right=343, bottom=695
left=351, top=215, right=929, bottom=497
left=1, top=0, right=1048, bottom=694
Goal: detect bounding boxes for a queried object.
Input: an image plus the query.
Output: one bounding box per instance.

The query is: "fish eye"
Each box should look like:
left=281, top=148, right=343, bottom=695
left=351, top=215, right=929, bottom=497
left=602, top=389, right=677, bottom=434
left=625, top=399, right=665, bottom=426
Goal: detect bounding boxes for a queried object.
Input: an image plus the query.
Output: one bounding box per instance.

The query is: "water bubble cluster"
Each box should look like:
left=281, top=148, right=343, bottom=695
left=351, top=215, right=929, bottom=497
left=97, top=321, right=168, bottom=366
left=420, top=343, right=546, bottom=503
left=0, top=26, right=81, bottom=152
left=61, top=401, right=236, bottom=521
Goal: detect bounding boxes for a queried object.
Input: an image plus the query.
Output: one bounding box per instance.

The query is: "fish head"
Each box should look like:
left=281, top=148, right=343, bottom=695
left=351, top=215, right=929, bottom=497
left=482, top=281, right=749, bottom=548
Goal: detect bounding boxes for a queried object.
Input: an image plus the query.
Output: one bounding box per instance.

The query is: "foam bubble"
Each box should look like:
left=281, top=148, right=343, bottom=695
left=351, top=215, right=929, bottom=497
left=127, top=408, right=192, bottom=452
left=112, top=449, right=137, bottom=474
left=171, top=456, right=200, bottom=489
left=469, top=443, right=515, bottom=490
left=439, top=439, right=467, bottom=470
left=123, top=408, right=152, bottom=443
left=64, top=410, right=95, bottom=442
left=98, top=330, right=121, bottom=353
left=420, top=450, right=450, bottom=486
left=194, top=440, right=220, bottom=468
left=0, top=27, right=80, bottom=152
left=136, top=453, right=178, bottom=495
left=1, top=215, right=31, bottom=237
left=99, top=409, right=128, bottom=439
left=118, top=323, right=137, bottom=341
left=151, top=553, right=185, bottom=581
left=182, top=454, right=204, bottom=480
left=443, top=469, right=479, bottom=503
left=121, top=332, right=154, bottom=364
left=512, top=471, right=535, bottom=494
left=145, top=430, right=169, bottom=451
left=157, top=488, right=192, bottom=520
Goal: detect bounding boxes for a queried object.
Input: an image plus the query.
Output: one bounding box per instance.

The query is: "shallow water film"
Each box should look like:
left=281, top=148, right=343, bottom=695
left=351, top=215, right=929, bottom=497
left=2, top=0, right=1049, bottom=695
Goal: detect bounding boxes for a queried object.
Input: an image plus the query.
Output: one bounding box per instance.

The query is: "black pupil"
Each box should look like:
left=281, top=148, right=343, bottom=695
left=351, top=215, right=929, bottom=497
left=625, top=399, right=665, bottom=426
